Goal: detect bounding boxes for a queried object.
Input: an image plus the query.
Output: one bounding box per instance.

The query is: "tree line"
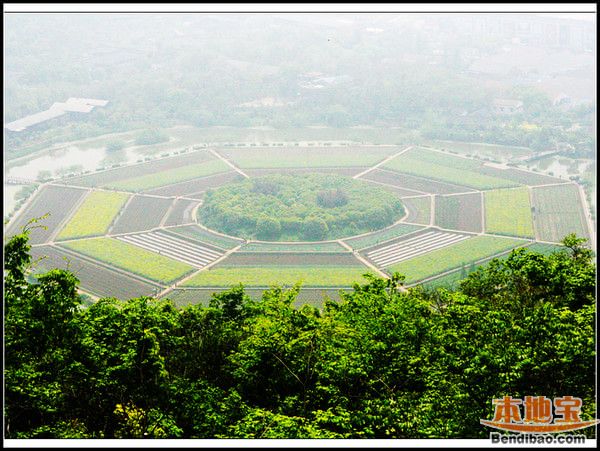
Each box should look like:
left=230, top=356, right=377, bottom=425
left=4, top=228, right=596, bottom=439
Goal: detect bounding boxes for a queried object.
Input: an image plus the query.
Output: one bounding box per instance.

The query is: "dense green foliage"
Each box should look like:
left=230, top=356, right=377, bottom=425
left=199, top=174, right=405, bottom=240
left=4, top=229, right=596, bottom=439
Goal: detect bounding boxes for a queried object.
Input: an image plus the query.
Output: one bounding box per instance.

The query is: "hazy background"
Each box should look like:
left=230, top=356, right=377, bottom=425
left=4, top=13, right=596, bottom=136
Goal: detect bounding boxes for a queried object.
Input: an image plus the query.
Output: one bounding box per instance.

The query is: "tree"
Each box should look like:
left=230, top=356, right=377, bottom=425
left=3, top=230, right=596, bottom=439
left=256, top=217, right=282, bottom=240
left=105, top=140, right=124, bottom=152
left=302, top=217, right=328, bottom=240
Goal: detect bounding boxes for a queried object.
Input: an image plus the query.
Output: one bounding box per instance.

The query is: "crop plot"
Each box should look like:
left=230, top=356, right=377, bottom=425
left=384, top=147, right=519, bottom=189
left=532, top=184, right=589, bottom=242
left=167, top=225, right=243, bottom=250
left=110, top=196, right=173, bottom=234
left=219, top=146, right=398, bottom=168
left=342, top=223, right=425, bottom=250
left=116, top=230, right=225, bottom=268
left=388, top=235, right=528, bottom=284
left=66, top=149, right=217, bottom=187
left=221, top=252, right=361, bottom=266
left=182, top=250, right=369, bottom=288
left=182, top=266, right=371, bottom=288
left=421, top=140, right=534, bottom=160
left=30, top=245, right=161, bottom=299
left=60, top=237, right=194, bottom=283
left=106, top=159, right=230, bottom=192
left=244, top=167, right=364, bottom=178
left=144, top=171, right=242, bottom=197
left=479, top=166, right=563, bottom=186
left=162, top=199, right=199, bottom=227
left=361, top=168, right=474, bottom=194
left=241, top=241, right=347, bottom=252
left=363, top=229, right=471, bottom=268
left=484, top=187, right=535, bottom=238
left=56, top=191, right=129, bottom=240
left=402, top=196, right=431, bottom=224
left=435, top=192, right=482, bottom=233
left=4, top=185, right=88, bottom=245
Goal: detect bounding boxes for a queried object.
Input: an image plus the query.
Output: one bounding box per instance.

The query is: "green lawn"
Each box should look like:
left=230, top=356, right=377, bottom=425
left=384, top=147, right=518, bottom=190
left=60, top=238, right=194, bottom=283
left=388, top=235, right=528, bottom=284
left=104, top=159, right=230, bottom=191
left=221, top=147, right=396, bottom=168
left=485, top=188, right=535, bottom=238
left=182, top=266, right=373, bottom=287
left=56, top=191, right=129, bottom=240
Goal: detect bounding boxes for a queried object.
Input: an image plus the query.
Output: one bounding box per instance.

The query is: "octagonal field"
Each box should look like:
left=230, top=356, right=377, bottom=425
left=5, top=143, right=592, bottom=305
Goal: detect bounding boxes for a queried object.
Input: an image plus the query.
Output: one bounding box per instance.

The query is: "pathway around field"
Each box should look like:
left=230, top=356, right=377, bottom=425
left=337, top=239, right=393, bottom=281
left=158, top=198, right=179, bottom=228
left=157, top=243, right=244, bottom=299
left=353, top=145, right=413, bottom=179
left=577, top=183, right=596, bottom=250
left=47, top=189, right=92, bottom=243
left=480, top=192, right=486, bottom=234
left=208, top=148, right=250, bottom=178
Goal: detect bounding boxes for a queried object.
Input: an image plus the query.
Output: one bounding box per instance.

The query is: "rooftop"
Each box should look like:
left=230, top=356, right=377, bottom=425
left=5, top=98, right=109, bottom=132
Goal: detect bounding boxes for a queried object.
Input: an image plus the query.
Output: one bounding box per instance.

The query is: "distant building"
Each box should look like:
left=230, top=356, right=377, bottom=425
left=552, top=93, right=572, bottom=106
left=299, top=74, right=351, bottom=90
left=492, top=98, right=524, bottom=115
left=238, top=97, right=293, bottom=108
left=5, top=98, right=109, bottom=132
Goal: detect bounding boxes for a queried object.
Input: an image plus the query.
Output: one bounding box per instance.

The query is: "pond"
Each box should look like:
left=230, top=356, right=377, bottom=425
left=6, top=145, right=147, bottom=181
left=531, top=156, right=591, bottom=180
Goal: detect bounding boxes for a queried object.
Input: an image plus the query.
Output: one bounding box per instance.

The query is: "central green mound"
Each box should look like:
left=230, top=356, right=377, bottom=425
left=198, top=173, right=405, bottom=241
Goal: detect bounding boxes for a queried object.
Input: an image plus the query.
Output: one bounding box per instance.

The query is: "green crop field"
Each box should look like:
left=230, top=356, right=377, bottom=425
left=182, top=265, right=373, bottom=287
left=104, top=159, right=230, bottom=191
left=241, top=241, right=347, bottom=252
left=60, top=238, right=194, bottom=283
left=384, top=147, right=519, bottom=189
left=56, top=191, right=129, bottom=240
left=220, top=146, right=396, bottom=168
left=342, top=223, right=424, bottom=250
left=484, top=187, right=535, bottom=238
left=532, top=184, right=589, bottom=242
left=388, top=235, right=528, bottom=284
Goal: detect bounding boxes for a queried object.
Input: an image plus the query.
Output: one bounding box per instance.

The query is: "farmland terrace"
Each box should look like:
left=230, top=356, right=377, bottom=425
left=5, top=143, right=594, bottom=307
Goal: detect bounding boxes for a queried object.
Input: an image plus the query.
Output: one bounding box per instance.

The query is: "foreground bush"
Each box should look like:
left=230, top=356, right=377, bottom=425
left=4, top=231, right=596, bottom=438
